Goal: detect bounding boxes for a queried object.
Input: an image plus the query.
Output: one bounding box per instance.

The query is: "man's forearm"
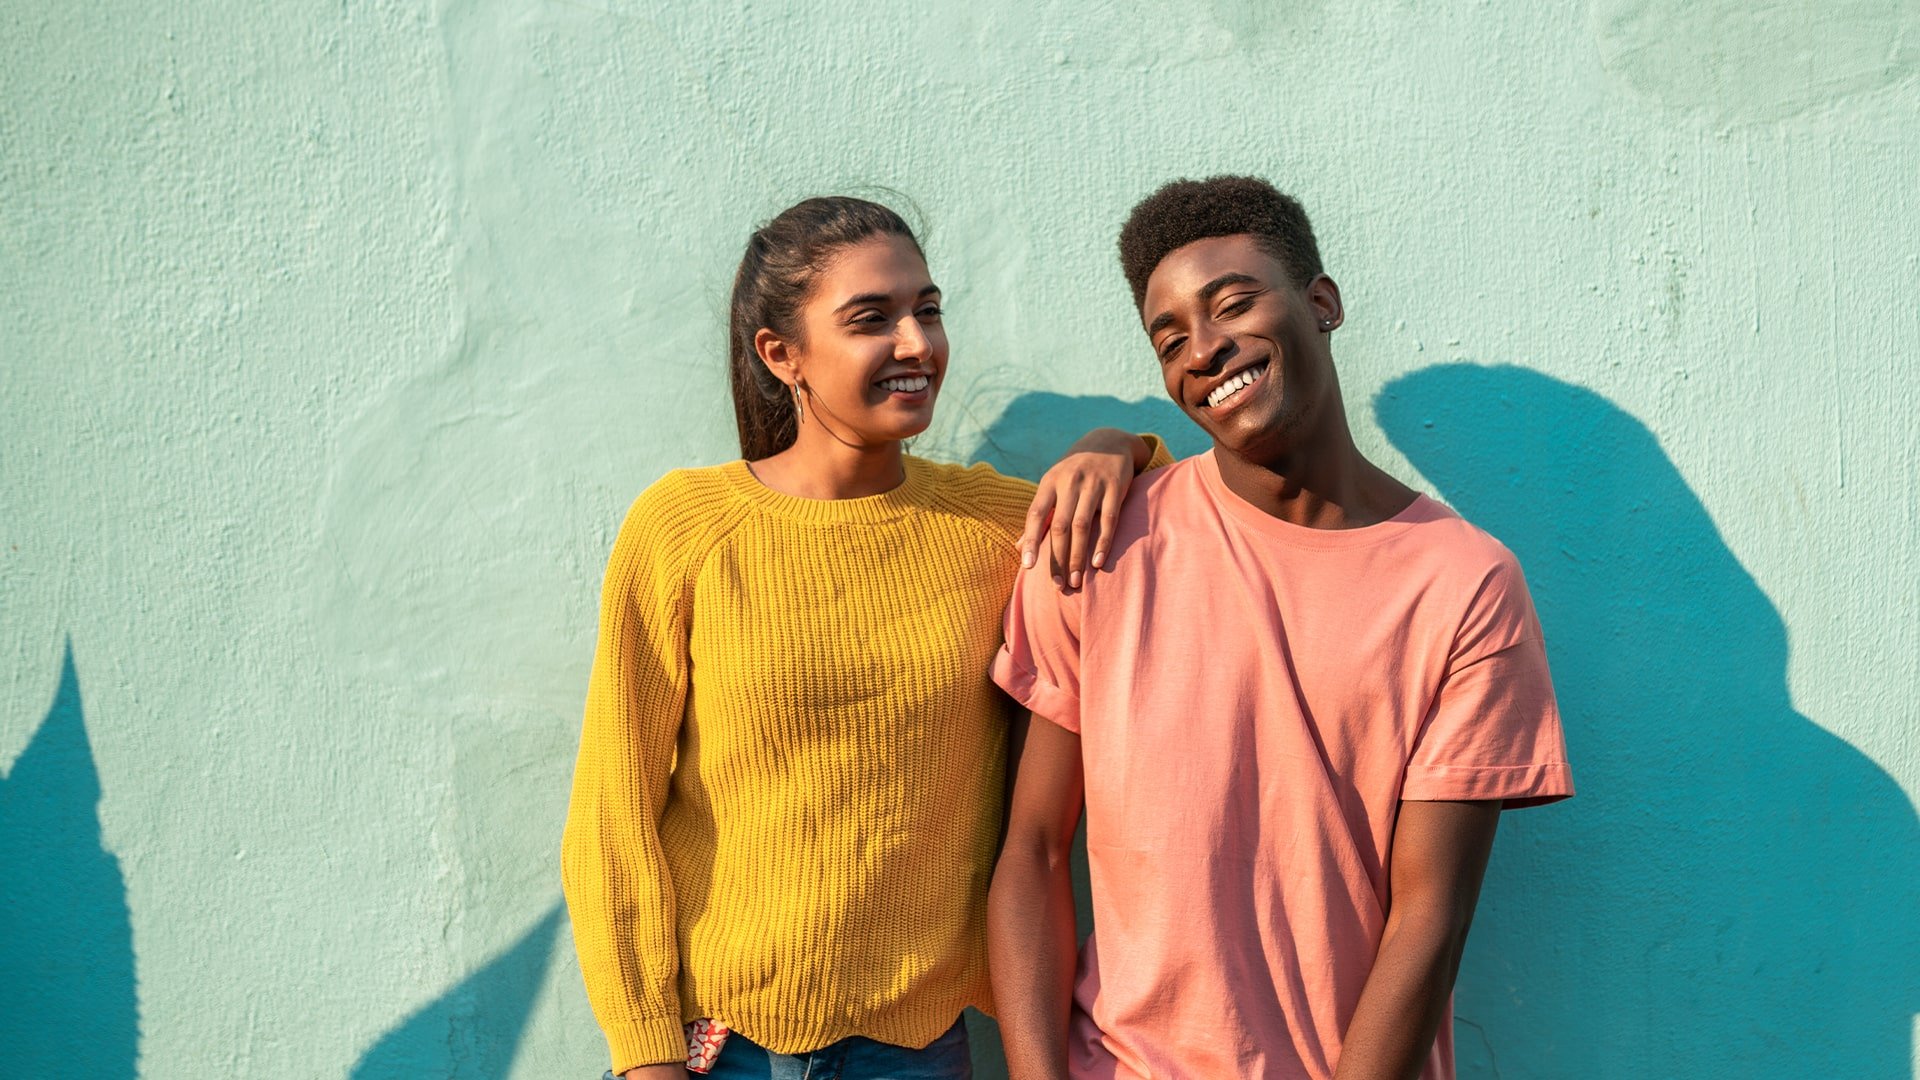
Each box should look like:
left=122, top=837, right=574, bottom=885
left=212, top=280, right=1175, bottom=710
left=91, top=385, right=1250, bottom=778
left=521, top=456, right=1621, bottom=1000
left=988, top=843, right=1079, bottom=1079
left=1335, top=799, right=1500, bottom=1079
left=1331, top=908, right=1469, bottom=1080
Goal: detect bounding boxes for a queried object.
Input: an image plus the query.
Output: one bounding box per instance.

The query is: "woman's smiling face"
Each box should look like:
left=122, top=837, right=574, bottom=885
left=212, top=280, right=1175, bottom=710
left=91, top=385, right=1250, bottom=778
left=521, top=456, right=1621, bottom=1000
left=765, top=233, right=948, bottom=446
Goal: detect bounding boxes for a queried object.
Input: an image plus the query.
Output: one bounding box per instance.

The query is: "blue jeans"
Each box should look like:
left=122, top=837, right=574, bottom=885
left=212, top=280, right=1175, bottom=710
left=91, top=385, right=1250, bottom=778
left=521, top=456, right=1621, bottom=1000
left=602, top=1017, right=971, bottom=1080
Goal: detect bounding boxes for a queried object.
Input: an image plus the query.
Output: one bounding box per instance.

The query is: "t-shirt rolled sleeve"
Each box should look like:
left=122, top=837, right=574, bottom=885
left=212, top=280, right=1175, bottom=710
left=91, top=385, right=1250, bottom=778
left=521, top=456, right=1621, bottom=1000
left=992, top=563, right=1085, bottom=733
left=1405, top=563, right=1575, bottom=808
left=1402, top=759, right=1573, bottom=807
left=992, top=648, right=1082, bottom=733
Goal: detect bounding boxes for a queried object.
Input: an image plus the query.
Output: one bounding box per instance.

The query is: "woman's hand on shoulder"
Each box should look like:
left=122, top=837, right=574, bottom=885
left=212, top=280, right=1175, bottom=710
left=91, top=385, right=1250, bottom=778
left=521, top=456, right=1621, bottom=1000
left=1021, top=427, right=1151, bottom=589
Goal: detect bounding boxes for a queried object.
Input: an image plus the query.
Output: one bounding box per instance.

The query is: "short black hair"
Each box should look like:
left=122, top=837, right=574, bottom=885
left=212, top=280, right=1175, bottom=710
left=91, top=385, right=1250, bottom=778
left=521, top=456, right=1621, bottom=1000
left=1118, top=176, right=1323, bottom=308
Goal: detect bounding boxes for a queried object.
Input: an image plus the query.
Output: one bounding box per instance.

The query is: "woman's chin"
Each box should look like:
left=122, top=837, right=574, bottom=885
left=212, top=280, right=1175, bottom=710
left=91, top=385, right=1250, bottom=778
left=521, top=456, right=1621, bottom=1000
left=856, top=403, right=937, bottom=443
left=875, top=418, right=934, bottom=443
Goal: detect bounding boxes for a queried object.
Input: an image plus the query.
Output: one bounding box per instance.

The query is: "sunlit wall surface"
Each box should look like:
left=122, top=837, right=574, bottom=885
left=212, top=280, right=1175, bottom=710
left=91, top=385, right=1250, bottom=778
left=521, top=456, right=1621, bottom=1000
left=3, top=1, right=1916, bottom=1076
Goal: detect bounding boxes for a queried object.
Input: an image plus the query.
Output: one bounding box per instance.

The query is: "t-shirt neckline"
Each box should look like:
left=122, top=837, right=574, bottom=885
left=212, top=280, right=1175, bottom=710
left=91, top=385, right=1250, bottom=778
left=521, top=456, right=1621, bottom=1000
left=1196, top=449, right=1437, bottom=549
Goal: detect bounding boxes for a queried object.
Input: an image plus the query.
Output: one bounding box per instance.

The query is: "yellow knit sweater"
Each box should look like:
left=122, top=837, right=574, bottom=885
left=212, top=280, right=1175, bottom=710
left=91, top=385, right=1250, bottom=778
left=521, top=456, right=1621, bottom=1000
left=563, top=454, right=1055, bottom=1072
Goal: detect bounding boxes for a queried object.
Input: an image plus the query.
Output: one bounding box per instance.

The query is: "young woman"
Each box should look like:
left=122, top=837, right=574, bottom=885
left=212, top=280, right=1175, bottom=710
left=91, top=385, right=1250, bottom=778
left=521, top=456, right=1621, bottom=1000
left=562, top=196, right=1166, bottom=1080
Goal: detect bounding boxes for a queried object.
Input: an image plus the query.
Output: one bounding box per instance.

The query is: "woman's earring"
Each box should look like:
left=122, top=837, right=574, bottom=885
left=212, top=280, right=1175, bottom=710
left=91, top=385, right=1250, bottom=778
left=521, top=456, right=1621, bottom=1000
left=792, top=383, right=805, bottom=423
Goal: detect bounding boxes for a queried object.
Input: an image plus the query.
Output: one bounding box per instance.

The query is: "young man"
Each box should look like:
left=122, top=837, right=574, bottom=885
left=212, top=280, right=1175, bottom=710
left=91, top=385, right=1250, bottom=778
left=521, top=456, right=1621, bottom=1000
left=987, top=177, right=1573, bottom=1080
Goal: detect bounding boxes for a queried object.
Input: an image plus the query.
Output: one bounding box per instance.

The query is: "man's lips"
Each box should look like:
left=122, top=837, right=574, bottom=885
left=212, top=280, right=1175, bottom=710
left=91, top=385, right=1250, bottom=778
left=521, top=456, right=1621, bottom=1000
left=1200, top=359, right=1270, bottom=411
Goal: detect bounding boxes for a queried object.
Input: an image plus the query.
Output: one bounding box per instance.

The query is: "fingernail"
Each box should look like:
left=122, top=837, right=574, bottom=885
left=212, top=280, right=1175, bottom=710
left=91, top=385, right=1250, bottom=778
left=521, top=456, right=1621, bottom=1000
left=1022, top=549, right=1035, bottom=568
left=1052, top=575, right=1063, bottom=587
left=1092, top=553, right=1106, bottom=569
left=1070, top=571, right=1082, bottom=588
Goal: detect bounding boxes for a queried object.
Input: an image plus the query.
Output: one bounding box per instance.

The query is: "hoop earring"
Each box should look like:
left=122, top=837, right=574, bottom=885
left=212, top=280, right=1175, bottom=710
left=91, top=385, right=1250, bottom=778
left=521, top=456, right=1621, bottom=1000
left=792, top=382, right=805, bottom=423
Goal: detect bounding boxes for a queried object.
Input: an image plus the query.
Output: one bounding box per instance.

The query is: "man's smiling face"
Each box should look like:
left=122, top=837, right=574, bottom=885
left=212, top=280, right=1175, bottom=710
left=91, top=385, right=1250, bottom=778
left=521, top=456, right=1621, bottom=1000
left=1140, top=233, right=1344, bottom=463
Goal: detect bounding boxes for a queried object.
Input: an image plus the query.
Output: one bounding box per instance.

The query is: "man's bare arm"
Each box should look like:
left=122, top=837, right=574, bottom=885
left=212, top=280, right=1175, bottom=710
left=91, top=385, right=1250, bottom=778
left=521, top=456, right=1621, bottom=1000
left=1332, top=799, right=1502, bottom=1080
left=988, top=713, right=1085, bottom=1080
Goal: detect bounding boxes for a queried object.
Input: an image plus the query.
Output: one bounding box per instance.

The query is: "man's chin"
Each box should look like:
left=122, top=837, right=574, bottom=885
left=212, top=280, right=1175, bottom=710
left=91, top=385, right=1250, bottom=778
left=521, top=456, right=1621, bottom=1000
left=1206, top=418, right=1301, bottom=464
left=1177, top=399, right=1299, bottom=463
left=1184, top=408, right=1258, bottom=454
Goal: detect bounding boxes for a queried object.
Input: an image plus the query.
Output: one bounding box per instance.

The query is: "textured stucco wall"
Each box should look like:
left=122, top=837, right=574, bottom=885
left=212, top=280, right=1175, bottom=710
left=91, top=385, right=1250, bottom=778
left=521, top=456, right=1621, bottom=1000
left=3, top=1, right=1916, bottom=1076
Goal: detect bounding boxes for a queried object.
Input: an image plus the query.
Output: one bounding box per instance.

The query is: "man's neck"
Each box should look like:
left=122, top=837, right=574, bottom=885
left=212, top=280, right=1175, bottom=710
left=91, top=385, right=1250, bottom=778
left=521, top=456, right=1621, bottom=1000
left=750, top=431, right=906, bottom=500
left=1213, top=436, right=1418, bottom=530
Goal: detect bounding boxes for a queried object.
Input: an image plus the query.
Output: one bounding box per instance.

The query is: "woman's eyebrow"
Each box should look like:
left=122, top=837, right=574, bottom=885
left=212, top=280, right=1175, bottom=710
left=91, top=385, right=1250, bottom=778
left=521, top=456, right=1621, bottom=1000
left=833, top=292, right=891, bottom=314
left=833, top=285, right=941, bottom=314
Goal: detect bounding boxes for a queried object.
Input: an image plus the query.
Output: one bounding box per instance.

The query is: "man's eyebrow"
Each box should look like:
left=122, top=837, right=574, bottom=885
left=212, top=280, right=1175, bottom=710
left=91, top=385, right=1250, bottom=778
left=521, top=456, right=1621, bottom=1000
left=1198, top=272, right=1260, bottom=303
left=1145, top=273, right=1259, bottom=337
left=834, top=285, right=941, bottom=315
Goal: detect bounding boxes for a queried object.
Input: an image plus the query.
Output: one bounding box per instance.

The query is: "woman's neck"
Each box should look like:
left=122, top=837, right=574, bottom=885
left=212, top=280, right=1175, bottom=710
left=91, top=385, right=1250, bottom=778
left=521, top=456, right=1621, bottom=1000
left=748, top=429, right=907, bottom=500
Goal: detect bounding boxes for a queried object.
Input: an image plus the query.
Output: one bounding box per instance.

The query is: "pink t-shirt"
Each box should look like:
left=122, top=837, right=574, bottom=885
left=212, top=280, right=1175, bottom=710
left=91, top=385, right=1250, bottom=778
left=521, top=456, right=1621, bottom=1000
left=992, top=451, right=1572, bottom=1080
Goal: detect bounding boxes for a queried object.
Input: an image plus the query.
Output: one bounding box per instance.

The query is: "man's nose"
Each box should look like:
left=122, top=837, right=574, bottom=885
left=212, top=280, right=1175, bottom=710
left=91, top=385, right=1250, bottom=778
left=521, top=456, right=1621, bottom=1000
left=1184, top=323, right=1233, bottom=374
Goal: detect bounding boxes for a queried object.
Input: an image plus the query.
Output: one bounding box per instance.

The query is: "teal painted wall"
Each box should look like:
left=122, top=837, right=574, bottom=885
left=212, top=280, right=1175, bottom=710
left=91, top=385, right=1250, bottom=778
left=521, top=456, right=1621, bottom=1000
left=3, top=1, right=1916, bottom=1076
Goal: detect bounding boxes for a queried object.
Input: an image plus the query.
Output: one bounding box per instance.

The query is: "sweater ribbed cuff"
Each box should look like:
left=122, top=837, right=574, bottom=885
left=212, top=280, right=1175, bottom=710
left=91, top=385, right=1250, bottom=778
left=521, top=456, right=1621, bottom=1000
left=605, top=1015, right=685, bottom=1075
left=1140, top=432, right=1175, bottom=470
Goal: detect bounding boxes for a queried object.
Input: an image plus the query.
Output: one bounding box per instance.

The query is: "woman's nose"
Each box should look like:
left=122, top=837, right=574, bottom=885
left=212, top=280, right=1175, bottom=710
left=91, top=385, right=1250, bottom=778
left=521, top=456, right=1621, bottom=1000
left=895, top=316, right=933, bottom=360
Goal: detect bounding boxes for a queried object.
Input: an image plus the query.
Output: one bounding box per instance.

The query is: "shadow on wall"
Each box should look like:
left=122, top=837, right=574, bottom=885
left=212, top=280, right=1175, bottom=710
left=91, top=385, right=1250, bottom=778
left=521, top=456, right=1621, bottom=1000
left=1375, top=364, right=1920, bottom=1078
left=0, top=642, right=140, bottom=1075
left=351, top=901, right=565, bottom=1079
left=963, top=391, right=1213, bottom=480
left=0, top=643, right=564, bottom=1078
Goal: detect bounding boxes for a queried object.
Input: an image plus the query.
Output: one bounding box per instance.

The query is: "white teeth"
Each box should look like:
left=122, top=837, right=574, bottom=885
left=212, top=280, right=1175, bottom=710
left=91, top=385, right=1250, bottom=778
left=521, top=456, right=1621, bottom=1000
left=1205, top=363, right=1266, bottom=408
left=879, top=375, right=930, bottom=393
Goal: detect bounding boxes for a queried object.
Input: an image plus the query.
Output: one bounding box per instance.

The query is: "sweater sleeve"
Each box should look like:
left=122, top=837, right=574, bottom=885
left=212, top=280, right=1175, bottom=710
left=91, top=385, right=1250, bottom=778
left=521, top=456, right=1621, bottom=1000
left=1141, top=432, right=1176, bottom=471
left=561, top=479, right=702, bottom=1073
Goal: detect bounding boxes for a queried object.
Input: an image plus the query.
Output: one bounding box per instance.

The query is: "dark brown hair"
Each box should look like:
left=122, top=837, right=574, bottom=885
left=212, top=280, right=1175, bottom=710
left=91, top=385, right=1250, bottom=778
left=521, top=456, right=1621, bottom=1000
left=1117, top=176, right=1323, bottom=309
left=729, top=196, right=922, bottom=460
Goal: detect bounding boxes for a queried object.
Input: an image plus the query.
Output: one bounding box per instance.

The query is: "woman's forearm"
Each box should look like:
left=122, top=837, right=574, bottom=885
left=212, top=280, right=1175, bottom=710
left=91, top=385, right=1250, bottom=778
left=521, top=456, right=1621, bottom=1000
left=1063, top=427, right=1157, bottom=471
